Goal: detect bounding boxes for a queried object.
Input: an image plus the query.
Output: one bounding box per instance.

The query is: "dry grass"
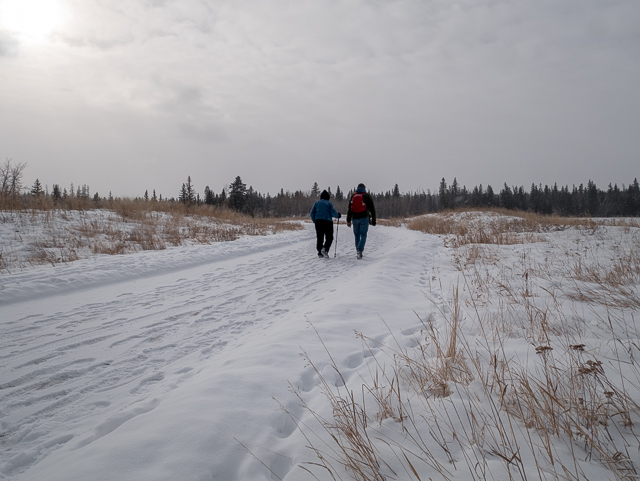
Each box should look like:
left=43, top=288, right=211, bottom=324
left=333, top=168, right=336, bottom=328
left=0, top=205, right=303, bottom=272
left=291, top=213, right=640, bottom=481
left=406, top=209, right=638, bottom=248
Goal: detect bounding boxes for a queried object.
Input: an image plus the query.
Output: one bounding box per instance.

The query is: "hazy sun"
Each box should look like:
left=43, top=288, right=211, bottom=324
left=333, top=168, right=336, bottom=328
left=0, top=0, right=64, bottom=39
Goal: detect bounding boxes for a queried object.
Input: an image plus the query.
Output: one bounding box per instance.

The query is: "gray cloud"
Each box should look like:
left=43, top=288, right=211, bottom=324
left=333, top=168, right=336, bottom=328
left=1, top=0, right=639, bottom=197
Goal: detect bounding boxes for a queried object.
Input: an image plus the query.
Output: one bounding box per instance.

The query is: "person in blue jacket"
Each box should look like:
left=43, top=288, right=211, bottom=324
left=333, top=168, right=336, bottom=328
left=310, top=190, right=341, bottom=257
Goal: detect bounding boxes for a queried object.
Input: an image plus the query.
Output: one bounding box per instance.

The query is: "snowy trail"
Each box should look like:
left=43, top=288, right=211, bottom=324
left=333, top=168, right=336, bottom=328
left=0, top=224, right=442, bottom=480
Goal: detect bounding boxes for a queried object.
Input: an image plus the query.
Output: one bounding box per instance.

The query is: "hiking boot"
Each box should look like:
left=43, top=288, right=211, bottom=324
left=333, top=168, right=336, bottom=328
left=357, top=250, right=363, bottom=259
left=318, top=251, right=324, bottom=258
left=322, top=248, right=329, bottom=257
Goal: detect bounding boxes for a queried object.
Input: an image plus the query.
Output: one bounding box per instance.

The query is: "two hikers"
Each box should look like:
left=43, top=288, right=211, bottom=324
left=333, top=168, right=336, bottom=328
left=310, top=190, right=341, bottom=258
left=310, top=183, right=377, bottom=260
left=346, top=183, right=376, bottom=259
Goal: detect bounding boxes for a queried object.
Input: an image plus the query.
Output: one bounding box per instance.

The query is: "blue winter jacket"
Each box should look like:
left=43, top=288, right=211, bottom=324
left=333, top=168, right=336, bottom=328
left=310, top=199, right=339, bottom=222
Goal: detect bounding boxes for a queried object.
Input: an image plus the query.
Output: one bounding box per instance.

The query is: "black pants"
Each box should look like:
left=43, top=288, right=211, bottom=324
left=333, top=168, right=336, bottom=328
left=315, top=219, right=334, bottom=252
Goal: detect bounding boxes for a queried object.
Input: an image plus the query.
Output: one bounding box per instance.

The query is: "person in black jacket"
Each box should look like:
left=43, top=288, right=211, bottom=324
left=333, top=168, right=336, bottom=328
left=346, top=183, right=376, bottom=259
left=310, top=190, right=341, bottom=257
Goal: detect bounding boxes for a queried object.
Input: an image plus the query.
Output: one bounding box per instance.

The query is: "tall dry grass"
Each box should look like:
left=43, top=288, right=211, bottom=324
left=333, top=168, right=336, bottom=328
left=290, top=211, right=640, bottom=480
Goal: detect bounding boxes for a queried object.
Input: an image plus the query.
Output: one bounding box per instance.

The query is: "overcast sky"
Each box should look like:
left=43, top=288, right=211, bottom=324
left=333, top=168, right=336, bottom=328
left=1, top=0, right=639, bottom=198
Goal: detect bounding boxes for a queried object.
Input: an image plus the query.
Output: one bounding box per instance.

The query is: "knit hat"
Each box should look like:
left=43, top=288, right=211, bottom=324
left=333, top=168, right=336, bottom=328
left=356, top=183, right=366, bottom=193
left=320, top=190, right=330, bottom=200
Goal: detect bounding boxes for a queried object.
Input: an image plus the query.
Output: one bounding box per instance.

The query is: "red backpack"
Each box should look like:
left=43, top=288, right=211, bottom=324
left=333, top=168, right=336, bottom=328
left=351, top=193, right=367, bottom=213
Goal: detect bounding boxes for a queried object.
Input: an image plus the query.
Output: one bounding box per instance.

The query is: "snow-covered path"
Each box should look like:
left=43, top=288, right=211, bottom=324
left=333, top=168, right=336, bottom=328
left=0, top=223, right=442, bottom=480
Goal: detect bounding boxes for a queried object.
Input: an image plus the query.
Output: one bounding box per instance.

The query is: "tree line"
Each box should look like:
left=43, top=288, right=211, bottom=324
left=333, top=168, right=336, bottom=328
left=437, top=177, right=640, bottom=217
left=2, top=159, right=639, bottom=217
left=184, top=175, right=640, bottom=218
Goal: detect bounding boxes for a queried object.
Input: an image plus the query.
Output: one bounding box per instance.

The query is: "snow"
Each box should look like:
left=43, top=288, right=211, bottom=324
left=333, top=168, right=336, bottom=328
left=1, top=213, right=639, bottom=480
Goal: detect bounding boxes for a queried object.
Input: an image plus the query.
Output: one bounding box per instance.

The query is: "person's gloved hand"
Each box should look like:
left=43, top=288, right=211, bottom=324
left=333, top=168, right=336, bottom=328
left=346, top=221, right=351, bottom=228
left=337, top=213, right=342, bottom=218
left=370, top=218, right=376, bottom=226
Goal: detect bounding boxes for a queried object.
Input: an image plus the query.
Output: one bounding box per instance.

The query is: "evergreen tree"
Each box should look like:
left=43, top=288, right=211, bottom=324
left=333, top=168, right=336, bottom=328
left=529, top=184, right=541, bottom=212
left=31, top=179, right=44, bottom=196
left=52, top=184, right=62, bottom=202
left=485, top=185, right=495, bottom=206
left=228, top=176, right=247, bottom=211
left=499, top=183, right=514, bottom=209
left=244, top=186, right=261, bottom=216
left=587, top=180, right=599, bottom=216
left=144, top=189, right=149, bottom=201
left=204, top=186, right=215, bottom=205
left=514, top=186, right=526, bottom=210
left=438, top=178, right=448, bottom=209
left=179, top=176, right=196, bottom=205
left=335, top=186, right=344, bottom=201
left=628, top=178, right=640, bottom=215
left=311, top=182, right=320, bottom=197
left=471, top=185, right=480, bottom=207
left=450, top=178, right=460, bottom=207
left=179, top=184, right=188, bottom=204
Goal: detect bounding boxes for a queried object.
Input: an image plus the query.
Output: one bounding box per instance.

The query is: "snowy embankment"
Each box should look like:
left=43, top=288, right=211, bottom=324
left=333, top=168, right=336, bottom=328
left=1, top=214, right=640, bottom=480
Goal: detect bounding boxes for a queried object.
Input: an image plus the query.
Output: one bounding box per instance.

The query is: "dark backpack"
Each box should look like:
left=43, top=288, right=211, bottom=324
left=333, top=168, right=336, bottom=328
left=351, top=193, right=366, bottom=214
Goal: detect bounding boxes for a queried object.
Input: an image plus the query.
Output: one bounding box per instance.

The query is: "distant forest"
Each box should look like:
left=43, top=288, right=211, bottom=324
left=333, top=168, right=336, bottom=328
left=2, top=159, right=639, bottom=218
left=188, top=175, right=640, bottom=218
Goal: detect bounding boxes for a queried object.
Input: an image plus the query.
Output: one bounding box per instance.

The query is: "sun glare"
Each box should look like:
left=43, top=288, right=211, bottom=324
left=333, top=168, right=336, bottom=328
left=0, top=0, right=64, bottom=40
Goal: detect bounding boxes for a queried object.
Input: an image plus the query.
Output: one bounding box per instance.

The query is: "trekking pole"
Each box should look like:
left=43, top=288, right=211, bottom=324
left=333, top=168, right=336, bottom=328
left=334, top=217, right=339, bottom=257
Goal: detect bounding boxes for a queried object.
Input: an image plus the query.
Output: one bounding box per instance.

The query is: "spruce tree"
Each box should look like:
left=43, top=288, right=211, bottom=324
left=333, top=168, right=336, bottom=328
left=228, top=176, right=247, bottom=211
left=438, top=178, right=448, bottom=209
left=499, top=183, right=515, bottom=209
left=587, top=180, right=599, bottom=216
left=485, top=185, right=495, bottom=206
left=52, top=184, right=62, bottom=202
left=451, top=178, right=459, bottom=207
left=179, top=184, right=188, bottom=204
left=179, top=176, right=196, bottom=205
left=31, top=179, right=44, bottom=196
left=204, top=186, right=215, bottom=205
